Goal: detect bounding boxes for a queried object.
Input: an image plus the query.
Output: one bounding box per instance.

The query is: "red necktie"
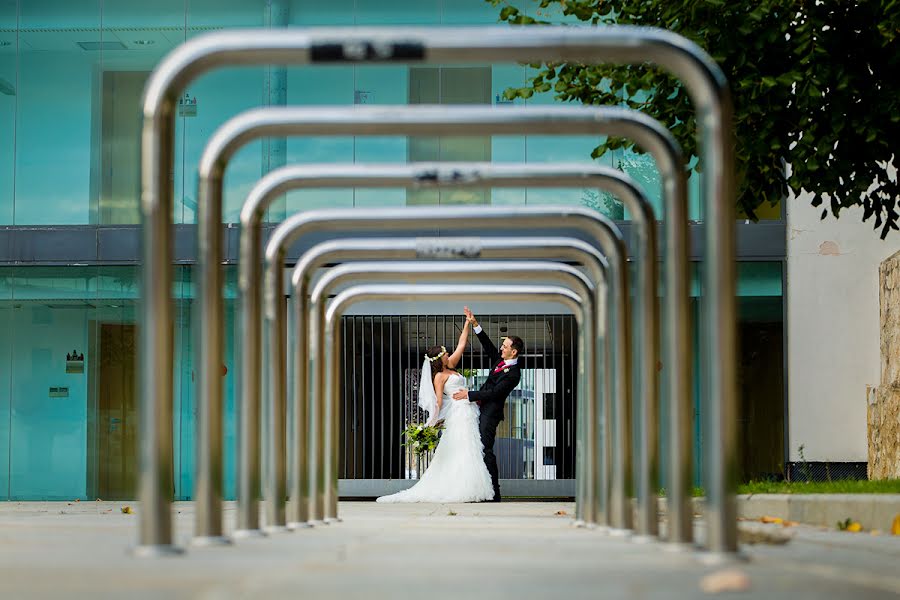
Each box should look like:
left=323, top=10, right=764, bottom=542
left=492, top=361, right=506, bottom=374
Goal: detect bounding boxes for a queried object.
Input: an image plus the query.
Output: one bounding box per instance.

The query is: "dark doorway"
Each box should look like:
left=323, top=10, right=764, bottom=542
left=738, top=299, right=785, bottom=481
left=88, top=323, right=137, bottom=499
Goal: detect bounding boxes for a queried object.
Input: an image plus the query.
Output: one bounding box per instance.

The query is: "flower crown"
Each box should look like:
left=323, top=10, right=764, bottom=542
left=425, top=346, right=447, bottom=363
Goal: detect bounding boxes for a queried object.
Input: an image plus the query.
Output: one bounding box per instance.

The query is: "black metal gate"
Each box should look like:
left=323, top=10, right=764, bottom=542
left=338, top=314, right=578, bottom=493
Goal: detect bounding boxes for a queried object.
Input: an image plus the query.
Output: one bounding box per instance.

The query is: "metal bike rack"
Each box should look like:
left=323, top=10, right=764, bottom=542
left=140, top=25, right=733, bottom=556
left=310, top=261, right=595, bottom=522
left=196, top=106, right=687, bottom=543
left=322, top=282, right=587, bottom=519
left=232, top=160, right=664, bottom=539
left=291, top=237, right=610, bottom=530
left=262, top=204, right=630, bottom=534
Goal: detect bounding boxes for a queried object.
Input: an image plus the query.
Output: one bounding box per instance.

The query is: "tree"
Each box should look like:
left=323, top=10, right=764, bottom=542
left=491, top=1, right=900, bottom=237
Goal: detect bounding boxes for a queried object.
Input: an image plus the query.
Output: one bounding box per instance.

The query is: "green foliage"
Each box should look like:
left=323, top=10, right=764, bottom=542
left=581, top=188, right=623, bottom=219
left=489, top=0, right=900, bottom=237
left=739, top=479, right=900, bottom=494
left=401, top=422, right=444, bottom=457
left=657, top=486, right=706, bottom=497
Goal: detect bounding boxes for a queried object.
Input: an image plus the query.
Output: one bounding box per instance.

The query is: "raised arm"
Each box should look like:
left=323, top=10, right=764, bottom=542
left=465, top=306, right=500, bottom=365
left=446, top=319, right=470, bottom=369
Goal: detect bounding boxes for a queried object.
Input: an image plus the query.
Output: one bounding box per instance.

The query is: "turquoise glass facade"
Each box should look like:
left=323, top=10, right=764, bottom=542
left=0, top=0, right=682, bottom=226
left=0, top=0, right=785, bottom=499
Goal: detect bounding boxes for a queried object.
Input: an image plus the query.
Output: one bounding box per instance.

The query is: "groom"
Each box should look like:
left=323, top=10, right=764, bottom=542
left=452, top=306, right=524, bottom=502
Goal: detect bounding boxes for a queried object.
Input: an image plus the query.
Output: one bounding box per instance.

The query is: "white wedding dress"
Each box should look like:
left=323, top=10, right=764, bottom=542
left=377, top=371, right=494, bottom=503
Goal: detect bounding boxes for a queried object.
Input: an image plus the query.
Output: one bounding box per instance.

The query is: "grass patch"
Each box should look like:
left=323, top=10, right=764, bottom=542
left=738, top=479, right=900, bottom=495
left=657, top=487, right=708, bottom=497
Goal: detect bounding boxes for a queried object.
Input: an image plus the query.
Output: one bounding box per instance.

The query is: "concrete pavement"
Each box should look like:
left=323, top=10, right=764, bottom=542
left=735, top=493, right=900, bottom=531
left=0, top=500, right=899, bottom=599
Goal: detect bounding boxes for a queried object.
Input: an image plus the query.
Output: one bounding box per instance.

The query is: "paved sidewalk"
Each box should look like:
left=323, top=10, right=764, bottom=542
left=1, top=501, right=899, bottom=599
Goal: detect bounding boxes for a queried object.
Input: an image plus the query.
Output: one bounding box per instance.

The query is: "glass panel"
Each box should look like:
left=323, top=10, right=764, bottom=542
left=0, top=0, right=15, bottom=225
left=407, top=66, right=491, bottom=206
left=353, top=66, right=408, bottom=163
left=172, top=265, right=193, bottom=499
left=284, top=66, right=354, bottom=215
left=352, top=66, right=408, bottom=207
left=0, top=266, right=153, bottom=500
left=355, top=0, right=441, bottom=25
left=97, top=0, right=185, bottom=225
left=689, top=261, right=783, bottom=298
left=184, top=1, right=266, bottom=224
left=293, top=0, right=354, bottom=25
left=737, top=262, right=784, bottom=481
left=688, top=157, right=702, bottom=220
left=619, top=147, right=662, bottom=220
left=0, top=299, right=10, bottom=498
left=14, top=0, right=100, bottom=225
left=8, top=303, right=89, bottom=498
left=683, top=262, right=785, bottom=486
left=490, top=65, right=527, bottom=206
left=441, top=0, right=502, bottom=24
left=521, top=67, right=615, bottom=214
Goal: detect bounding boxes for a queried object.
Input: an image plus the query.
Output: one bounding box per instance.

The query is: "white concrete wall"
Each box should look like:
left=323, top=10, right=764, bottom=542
left=787, top=191, right=900, bottom=462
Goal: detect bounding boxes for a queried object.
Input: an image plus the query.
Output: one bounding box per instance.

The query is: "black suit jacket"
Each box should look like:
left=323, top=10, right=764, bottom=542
left=468, top=328, right=521, bottom=422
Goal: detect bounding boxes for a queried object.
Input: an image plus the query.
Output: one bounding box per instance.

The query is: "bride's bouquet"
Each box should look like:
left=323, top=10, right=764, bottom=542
left=401, top=422, right=443, bottom=458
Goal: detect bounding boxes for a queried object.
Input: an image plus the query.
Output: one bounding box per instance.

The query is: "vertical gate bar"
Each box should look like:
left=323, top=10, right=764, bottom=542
left=362, top=317, right=367, bottom=479
left=564, top=314, right=570, bottom=486
left=559, top=315, right=571, bottom=516
left=530, top=312, right=535, bottom=480
left=326, top=317, right=343, bottom=521
left=429, top=314, right=435, bottom=471
left=507, top=317, right=512, bottom=480
left=389, top=317, right=394, bottom=478
left=352, top=316, right=358, bottom=479
left=415, top=314, right=420, bottom=478
left=342, top=316, right=348, bottom=481
left=549, top=315, right=556, bottom=481
left=379, top=315, right=384, bottom=479
left=370, top=315, right=376, bottom=478
left=570, top=313, right=583, bottom=523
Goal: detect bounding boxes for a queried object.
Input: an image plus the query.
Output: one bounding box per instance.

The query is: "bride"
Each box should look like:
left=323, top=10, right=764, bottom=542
left=377, top=315, right=494, bottom=503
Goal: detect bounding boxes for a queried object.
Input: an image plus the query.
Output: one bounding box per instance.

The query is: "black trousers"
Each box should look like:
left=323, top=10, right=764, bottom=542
left=479, top=413, right=502, bottom=500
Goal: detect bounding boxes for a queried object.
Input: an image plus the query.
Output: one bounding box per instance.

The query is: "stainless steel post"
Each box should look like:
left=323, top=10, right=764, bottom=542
left=262, top=204, right=630, bottom=530
left=200, top=104, right=684, bottom=538
left=323, top=283, right=587, bottom=518
left=140, top=25, right=730, bottom=554
left=191, top=171, right=231, bottom=547
left=309, top=262, right=594, bottom=521
left=291, top=236, right=609, bottom=526
left=236, top=162, right=655, bottom=532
